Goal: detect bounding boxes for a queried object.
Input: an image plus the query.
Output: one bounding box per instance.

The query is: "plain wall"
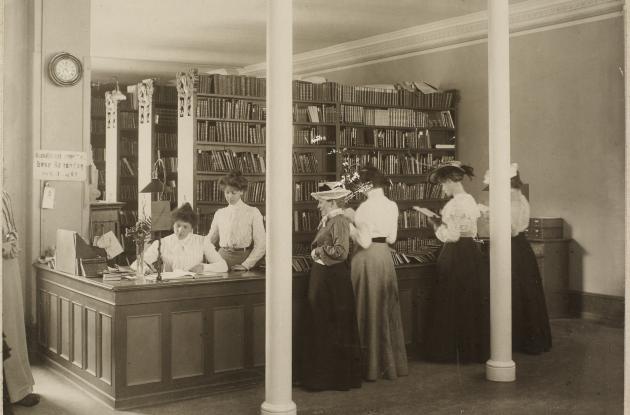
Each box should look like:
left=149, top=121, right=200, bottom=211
left=323, top=17, right=625, bottom=297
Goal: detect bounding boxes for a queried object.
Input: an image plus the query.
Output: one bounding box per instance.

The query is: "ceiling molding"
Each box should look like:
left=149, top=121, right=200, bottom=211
left=239, top=0, right=622, bottom=77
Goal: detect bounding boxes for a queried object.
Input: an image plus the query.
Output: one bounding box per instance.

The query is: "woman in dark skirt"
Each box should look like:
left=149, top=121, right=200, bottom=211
left=481, top=164, right=552, bottom=354
left=418, top=161, right=489, bottom=364
left=350, top=167, right=408, bottom=381
left=301, top=186, right=362, bottom=391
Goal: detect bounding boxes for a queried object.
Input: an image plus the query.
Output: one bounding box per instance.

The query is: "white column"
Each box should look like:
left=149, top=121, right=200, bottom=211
left=623, top=1, right=630, bottom=412
left=104, top=91, right=119, bottom=202
left=176, top=70, right=195, bottom=207
left=261, top=0, right=296, bottom=414
left=486, top=0, right=516, bottom=382
left=136, top=79, right=154, bottom=220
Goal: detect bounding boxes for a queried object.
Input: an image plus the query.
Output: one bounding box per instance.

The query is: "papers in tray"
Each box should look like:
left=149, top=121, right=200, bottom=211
left=145, top=269, right=227, bottom=282
left=412, top=206, right=440, bottom=218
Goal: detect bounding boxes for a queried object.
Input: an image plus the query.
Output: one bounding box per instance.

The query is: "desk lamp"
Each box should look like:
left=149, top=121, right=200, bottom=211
left=140, top=153, right=172, bottom=282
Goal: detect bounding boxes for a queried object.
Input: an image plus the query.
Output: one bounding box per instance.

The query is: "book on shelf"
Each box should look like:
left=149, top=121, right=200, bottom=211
left=291, top=255, right=313, bottom=273
left=120, top=157, right=136, bottom=176
left=435, top=144, right=455, bottom=149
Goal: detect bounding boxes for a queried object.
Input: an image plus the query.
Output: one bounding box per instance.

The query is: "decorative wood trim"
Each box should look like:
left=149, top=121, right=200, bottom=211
left=176, top=69, right=196, bottom=118
left=567, top=290, right=624, bottom=327
left=105, top=91, right=118, bottom=130
left=240, top=0, right=623, bottom=77
left=137, top=79, right=154, bottom=125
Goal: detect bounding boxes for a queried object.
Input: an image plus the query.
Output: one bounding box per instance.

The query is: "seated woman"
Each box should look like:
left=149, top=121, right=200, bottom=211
left=134, top=203, right=228, bottom=273
left=208, top=170, right=266, bottom=271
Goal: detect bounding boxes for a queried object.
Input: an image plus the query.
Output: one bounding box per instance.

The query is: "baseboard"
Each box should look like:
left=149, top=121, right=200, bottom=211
left=567, top=290, right=624, bottom=328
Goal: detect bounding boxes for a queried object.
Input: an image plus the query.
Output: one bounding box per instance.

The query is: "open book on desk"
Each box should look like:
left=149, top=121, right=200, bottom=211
left=145, top=269, right=227, bottom=282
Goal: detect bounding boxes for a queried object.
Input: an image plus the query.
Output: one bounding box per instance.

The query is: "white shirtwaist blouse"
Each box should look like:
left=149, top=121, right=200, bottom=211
left=436, top=193, right=481, bottom=243
left=141, top=233, right=228, bottom=272
left=353, top=187, right=399, bottom=249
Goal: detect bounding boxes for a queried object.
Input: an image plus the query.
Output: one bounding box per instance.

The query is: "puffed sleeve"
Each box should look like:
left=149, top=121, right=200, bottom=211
left=435, top=200, right=462, bottom=243
left=352, top=204, right=372, bottom=249
left=386, top=201, right=398, bottom=244
left=202, top=235, right=228, bottom=272
left=315, top=217, right=349, bottom=262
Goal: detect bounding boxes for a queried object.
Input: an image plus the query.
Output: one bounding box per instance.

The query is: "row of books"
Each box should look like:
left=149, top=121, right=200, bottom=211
left=390, top=249, right=437, bottom=266
left=196, top=211, right=214, bottom=235
left=343, top=153, right=454, bottom=175
left=197, top=150, right=266, bottom=174
left=91, top=119, right=105, bottom=134
left=120, top=210, right=138, bottom=227
left=293, top=126, right=334, bottom=145
left=427, top=111, right=455, bottom=129
left=156, top=185, right=178, bottom=203
left=196, top=180, right=266, bottom=203
left=197, top=75, right=454, bottom=110
left=341, top=106, right=445, bottom=128
left=154, top=86, right=178, bottom=106
left=196, top=98, right=266, bottom=120
left=119, top=112, right=137, bottom=129
left=292, top=255, right=313, bottom=273
left=120, top=157, right=137, bottom=177
left=386, top=182, right=444, bottom=201
left=93, top=148, right=105, bottom=163
left=398, top=209, right=432, bottom=229
left=293, top=209, right=320, bottom=232
left=163, top=157, right=178, bottom=173
left=97, top=169, right=105, bottom=188
left=292, top=152, right=321, bottom=174
left=293, top=104, right=337, bottom=123
left=294, top=180, right=326, bottom=202
left=120, top=136, right=138, bottom=156
left=339, top=128, right=432, bottom=149
left=119, top=184, right=138, bottom=201
left=155, top=108, right=178, bottom=128
left=92, top=97, right=105, bottom=114
left=197, top=121, right=266, bottom=144
left=196, top=74, right=266, bottom=97
left=393, top=237, right=442, bottom=253
left=157, top=133, right=177, bottom=151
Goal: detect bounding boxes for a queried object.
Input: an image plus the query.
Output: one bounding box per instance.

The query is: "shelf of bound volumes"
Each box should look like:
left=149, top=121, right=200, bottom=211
left=176, top=71, right=458, bottom=266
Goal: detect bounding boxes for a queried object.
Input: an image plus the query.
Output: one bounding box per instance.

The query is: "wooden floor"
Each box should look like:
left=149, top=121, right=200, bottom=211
left=13, top=319, right=623, bottom=415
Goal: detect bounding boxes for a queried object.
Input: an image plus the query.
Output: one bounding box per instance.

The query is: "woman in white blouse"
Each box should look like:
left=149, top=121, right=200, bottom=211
left=208, top=170, right=266, bottom=271
left=418, top=161, right=489, bottom=364
left=480, top=164, right=552, bottom=354
left=134, top=203, right=228, bottom=274
left=349, top=166, right=408, bottom=381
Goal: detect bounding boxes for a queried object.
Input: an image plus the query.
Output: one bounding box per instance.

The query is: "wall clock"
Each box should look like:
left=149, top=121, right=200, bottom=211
left=48, top=52, right=83, bottom=86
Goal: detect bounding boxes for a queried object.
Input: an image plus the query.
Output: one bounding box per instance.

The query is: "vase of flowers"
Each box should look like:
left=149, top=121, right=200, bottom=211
left=125, top=217, right=152, bottom=282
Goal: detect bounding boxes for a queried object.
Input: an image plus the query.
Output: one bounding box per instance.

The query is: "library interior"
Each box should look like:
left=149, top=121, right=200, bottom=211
left=1, top=0, right=626, bottom=414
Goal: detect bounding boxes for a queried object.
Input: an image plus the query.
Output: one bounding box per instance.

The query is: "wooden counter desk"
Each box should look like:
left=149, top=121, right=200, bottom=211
left=35, top=263, right=437, bottom=409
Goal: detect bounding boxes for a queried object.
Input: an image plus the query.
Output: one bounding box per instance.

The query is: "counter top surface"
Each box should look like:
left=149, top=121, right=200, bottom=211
left=35, top=262, right=436, bottom=292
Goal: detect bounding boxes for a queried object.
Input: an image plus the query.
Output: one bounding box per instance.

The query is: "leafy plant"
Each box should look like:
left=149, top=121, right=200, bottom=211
left=125, top=217, right=152, bottom=246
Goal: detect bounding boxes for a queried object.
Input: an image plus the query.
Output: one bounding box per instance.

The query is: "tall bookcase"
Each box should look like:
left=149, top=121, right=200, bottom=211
left=90, top=85, right=108, bottom=199
left=136, top=79, right=179, bottom=222
left=176, top=72, right=457, bottom=267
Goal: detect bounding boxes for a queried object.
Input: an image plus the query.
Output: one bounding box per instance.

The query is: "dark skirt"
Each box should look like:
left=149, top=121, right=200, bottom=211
left=424, top=238, right=490, bottom=364
left=351, top=243, right=408, bottom=380
left=301, top=261, right=362, bottom=391
left=512, top=233, right=552, bottom=354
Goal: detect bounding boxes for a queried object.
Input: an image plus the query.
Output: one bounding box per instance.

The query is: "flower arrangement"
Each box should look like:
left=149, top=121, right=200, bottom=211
left=327, top=147, right=376, bottom=202
left=125, top=217, right=152, bottom=246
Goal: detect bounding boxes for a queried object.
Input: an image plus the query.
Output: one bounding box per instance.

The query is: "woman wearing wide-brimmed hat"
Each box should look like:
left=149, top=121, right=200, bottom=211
left=350, top=166, right=408, bottom=381
left=300, top=184, right=362, bottom=391
left=480, top=163, right=552, bottom=355
left=418, top=161, right=489, bottom=364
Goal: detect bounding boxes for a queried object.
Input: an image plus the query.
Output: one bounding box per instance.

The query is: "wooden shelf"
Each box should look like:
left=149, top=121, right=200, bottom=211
left=339, top=100, right=456, bottom=111
left=339, top=123, right=455, bottom=131
left=196, top=93, right=265, bottom=101
left=293, top=122, right=337, bottom=127
left=197, top=142, right=265, bottom=147
left=292, top=144, right=336, bottom=149
left=197, top=117, right=266, bottom=124
left=198, top=172, right=265, bottom=177
left=341, top=145, right=455, bottom=152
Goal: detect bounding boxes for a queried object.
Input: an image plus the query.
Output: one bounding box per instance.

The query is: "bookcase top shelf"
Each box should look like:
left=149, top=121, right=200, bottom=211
left=197, top=117, right=266, bottom=123
left=343, top=146, right=455, bottom=152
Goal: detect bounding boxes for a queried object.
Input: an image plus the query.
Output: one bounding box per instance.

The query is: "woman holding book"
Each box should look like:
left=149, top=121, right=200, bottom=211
left=479, top=164, right=552, bottom=354
left=417, top=161, right=489, bottom=363
left=134, top=203, right=228, bottom=273
left=300, top=185, right=362, bottom=391
left=208, top=170, right=266, bottom=271
left=349, top=166, right=408, bottom=381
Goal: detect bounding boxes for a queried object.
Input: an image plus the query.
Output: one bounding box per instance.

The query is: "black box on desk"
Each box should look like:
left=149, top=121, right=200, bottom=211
left=526, top=217, right=563, bottom=239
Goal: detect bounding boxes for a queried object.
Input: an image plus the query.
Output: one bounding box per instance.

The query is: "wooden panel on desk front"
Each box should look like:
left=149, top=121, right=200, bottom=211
left=213, top=306, right=245, bottom=373
left=126, top=314, right=162, bottom=386
left=72, top=303, right=83, bottom=367
left=60, top=298, right=71, bottom=359
left=49, top=294, right=59, bottom=353
left=171, top=310, right=204, bottom=379
left=101, top=314, right=112, bottom=384
left=86, top=308, right=97, bottom=376
left=253, top=304, right=265, bottom=367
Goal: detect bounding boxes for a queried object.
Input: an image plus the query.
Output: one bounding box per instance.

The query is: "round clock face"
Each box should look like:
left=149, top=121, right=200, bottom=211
left=48, top=52, right=83, bottom=86
left=54, top=58, right=79, bottom=82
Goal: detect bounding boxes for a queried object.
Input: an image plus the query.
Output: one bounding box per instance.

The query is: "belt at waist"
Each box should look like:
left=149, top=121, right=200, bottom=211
left=220, top=246, right=251, bottom=252
left=372, top=237, right=387, bottom=243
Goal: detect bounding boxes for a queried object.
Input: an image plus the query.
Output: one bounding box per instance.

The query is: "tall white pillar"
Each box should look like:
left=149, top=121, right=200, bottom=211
left=261, top=0, right=296, bottom=414
left=104, top=91, right=120, bottom=202
left=486, top=0, right=516, bottom=382
left=623, top=2, right=630, bottom=412
left=136, top=79, right=154, bottom=220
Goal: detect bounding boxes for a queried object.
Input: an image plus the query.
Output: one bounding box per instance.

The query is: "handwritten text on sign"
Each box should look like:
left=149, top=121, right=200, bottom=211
left=34, top=150, right=87, bottom=181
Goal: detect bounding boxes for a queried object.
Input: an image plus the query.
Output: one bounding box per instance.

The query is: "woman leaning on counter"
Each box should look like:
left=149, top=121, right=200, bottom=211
left=133, top=203, right=228, bottom=273
left=207, top=170, right=266, bottom=271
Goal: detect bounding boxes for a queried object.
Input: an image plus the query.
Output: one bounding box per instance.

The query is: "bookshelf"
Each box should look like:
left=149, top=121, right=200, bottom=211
left=136, top=79, right=179, bottom=224
left=90, top=85, right=108, bottom=199
left=176, top=72, right=458, bottom=270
